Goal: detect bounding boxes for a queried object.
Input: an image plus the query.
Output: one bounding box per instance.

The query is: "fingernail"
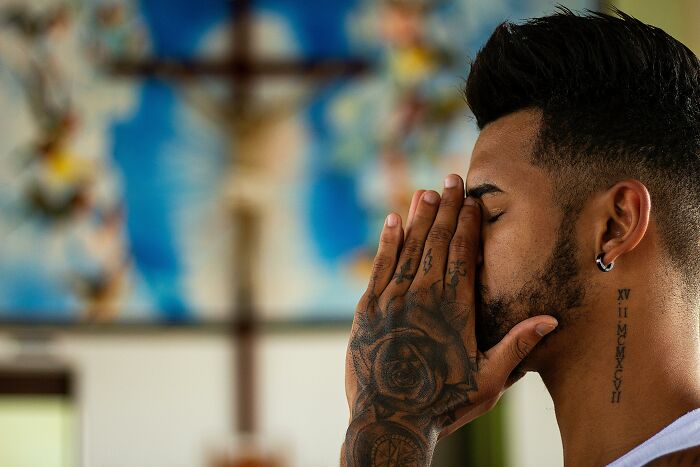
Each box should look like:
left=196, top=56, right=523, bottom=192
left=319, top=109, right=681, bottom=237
left=535, top=322, right=558, bottom=337
left=444, top=175, right=459, bottom=189
left=423, top=191, right=440, bottom=204
left=464, top=197, right=476, bottom=206
left=386, top=213, right=399, bottom=227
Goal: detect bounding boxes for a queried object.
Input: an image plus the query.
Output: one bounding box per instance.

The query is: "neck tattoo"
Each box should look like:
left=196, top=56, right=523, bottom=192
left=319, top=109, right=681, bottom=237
left=611, top=288, right=630, bottom=403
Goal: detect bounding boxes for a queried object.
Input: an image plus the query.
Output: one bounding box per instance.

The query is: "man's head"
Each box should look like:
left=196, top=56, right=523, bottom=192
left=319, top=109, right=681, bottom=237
left=463, top=8, right=700, bottom=352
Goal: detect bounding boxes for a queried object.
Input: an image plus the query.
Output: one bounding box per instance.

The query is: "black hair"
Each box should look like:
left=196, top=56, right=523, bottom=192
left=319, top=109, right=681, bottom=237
left=465, top=7, right=700, bottom=302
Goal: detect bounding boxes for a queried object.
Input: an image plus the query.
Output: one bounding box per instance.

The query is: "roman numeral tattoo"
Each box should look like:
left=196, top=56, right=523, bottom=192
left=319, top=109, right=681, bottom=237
left=617, top=288, right=631, bottom=301
left=611, top=288, right=630, bottom=403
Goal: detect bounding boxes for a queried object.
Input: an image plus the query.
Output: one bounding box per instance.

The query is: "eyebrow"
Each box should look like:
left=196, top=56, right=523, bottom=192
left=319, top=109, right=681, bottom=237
left=466, top=183, right=505, bottom=200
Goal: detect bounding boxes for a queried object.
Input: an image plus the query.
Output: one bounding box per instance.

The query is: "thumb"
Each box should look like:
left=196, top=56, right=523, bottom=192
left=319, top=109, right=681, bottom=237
left=484, top=316, right=558, bottom=376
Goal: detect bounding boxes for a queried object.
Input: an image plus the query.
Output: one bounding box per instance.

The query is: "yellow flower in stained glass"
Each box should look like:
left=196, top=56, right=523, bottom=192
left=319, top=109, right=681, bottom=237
left=46, top=151, right=90, bottom=184
left=389, top=47, right=436, bottom=86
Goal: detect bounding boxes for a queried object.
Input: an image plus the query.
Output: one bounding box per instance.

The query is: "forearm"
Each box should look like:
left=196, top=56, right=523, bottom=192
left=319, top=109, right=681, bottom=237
left=340, top=412, right=438, bottom=466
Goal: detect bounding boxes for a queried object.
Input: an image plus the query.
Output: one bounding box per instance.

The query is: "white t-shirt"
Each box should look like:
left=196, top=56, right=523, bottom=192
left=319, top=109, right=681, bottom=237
left=607, top=408, right=700, bottom=466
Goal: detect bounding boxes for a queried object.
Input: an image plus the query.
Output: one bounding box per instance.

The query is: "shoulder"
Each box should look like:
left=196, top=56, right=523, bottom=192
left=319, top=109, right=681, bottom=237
left=644, top=445, right=700, bottom=466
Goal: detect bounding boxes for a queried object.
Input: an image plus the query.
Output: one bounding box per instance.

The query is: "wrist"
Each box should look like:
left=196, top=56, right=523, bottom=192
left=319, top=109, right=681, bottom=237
left=341, top=412, right=437, bottom=467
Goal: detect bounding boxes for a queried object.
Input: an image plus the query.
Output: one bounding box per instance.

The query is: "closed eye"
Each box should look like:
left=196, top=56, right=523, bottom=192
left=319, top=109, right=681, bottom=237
left=487, top=212, right=504, bottom=224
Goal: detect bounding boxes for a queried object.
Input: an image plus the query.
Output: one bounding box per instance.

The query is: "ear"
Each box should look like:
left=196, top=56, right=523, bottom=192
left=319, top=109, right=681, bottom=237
left=594, top=179, right=651, bottom=267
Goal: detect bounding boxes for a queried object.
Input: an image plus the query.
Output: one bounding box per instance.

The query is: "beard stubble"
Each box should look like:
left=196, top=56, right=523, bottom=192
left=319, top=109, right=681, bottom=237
left=474, top=211, right=588, bottom=353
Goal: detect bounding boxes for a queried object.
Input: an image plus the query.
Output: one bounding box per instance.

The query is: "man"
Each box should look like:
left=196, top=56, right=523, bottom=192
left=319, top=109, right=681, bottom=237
left=341, top=8, right=700, bottom=466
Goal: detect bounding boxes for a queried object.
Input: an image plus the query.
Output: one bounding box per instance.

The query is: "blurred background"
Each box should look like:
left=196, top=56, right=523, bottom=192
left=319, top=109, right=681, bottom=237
left=0, top=0, right=697, bottom=466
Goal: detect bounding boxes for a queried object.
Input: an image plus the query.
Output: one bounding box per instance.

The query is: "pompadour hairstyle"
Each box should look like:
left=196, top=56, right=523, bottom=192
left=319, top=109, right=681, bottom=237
left=465, top=7, right=700, bottom=301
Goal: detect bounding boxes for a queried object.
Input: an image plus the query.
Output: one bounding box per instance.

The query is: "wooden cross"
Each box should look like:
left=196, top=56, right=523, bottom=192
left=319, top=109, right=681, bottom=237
left=109, top=0, right=370, bottom=435
left=110, top=0, right=369, bottom=114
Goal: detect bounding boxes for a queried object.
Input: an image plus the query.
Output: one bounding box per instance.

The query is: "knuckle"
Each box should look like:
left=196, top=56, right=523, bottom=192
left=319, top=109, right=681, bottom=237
left=377, top=238, right=395, bottom=254
left=427, top=224, right=453, bottom=245
left=512, top=338, right=532, bottom=362
left=372, top=253, right=393, bottom=276
left=439, top=196, right=460, bottom=209
left=459, top=206, right=481, bottom=223
left=379, top=227, right=399, bottom=244
left=450, top=234, right=476, bottom=258
left=402, top=239, right=425, bottom=258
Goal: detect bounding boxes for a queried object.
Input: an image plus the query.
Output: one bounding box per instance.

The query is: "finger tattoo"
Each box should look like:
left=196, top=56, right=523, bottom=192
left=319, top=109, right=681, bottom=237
left=394, top=258, right=415, bottom=284
left=422, top=249, right=433, bottom=275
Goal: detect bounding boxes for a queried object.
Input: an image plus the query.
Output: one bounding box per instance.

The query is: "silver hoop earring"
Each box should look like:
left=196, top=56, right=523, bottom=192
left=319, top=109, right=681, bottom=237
left=596, top=252, right=614, bottom=272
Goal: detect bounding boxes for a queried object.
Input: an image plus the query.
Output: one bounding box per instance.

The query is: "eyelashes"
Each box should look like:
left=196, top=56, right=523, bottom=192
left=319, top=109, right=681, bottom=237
left=486, top=212, right=504, bottom=224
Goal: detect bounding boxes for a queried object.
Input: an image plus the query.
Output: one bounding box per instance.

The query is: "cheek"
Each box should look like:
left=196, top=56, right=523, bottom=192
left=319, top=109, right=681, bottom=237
left=479, top=214, right=556, bottom=296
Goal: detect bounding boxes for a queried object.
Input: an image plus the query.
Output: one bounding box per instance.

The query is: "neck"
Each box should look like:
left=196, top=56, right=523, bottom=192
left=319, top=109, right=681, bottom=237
left=537, top=284, right=700, bottom=466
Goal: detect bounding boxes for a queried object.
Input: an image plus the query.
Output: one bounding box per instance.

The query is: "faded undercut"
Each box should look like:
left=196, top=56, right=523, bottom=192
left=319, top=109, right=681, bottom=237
left=465, top=7, right=700, bottom=302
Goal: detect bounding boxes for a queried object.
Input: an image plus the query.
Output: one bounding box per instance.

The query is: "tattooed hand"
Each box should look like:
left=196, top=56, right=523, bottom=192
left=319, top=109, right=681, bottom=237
left=340, top=174, right=558, bottom=467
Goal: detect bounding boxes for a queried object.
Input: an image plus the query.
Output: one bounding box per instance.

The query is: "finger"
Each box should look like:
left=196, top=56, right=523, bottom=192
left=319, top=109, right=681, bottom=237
left=412, top=174, right=464, bottom=289
left=365, top=213, right=404, bottom=296
left=445, top=197, right=481, bottom=304
left=483, top=316, right=558, bottom=379
left=441, top=319, right=557, bottom=438
left=383, top=190, right=440, bottom=296
left=444, top=197, right=481, bottom=351
left=406, top=189, right=426, bottom=232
